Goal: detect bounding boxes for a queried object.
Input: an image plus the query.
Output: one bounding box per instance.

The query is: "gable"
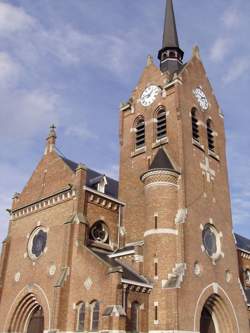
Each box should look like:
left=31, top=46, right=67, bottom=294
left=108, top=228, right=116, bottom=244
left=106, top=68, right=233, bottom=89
left=13, top=152, right=75, bottom=210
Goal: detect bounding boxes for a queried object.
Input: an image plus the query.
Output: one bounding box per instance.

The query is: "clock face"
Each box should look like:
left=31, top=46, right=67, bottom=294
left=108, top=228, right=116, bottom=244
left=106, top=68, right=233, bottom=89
left=193, top=87, right=209, bottom=110
left=140, top=85, right=160, bottom=107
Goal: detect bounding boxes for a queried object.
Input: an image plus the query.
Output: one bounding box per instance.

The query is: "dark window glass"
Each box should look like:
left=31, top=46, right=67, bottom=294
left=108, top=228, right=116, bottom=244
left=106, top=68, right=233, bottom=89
left=91, top=301, right=99, bottom=331
left=32, top=230, right=47, bottom=258
left=202, top=226, right=217, bottom=257
left=191, top=109, right=199, bottom=142
left=77, top=302, right=85, bottom=331
left=135, top=119, right=145, bottom=149
left=131, top=302, right=139, bottom=333
left=156, top=109, right=167, bottom=140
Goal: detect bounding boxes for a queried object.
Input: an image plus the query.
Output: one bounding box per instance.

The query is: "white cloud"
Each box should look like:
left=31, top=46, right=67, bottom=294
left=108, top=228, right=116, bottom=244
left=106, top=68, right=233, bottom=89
left=223, top=57, right=250, bottom=84
left=222, top=7, right=241, bottom=29
left=0, top=52, right=20, bottom=86
left=65, top=124, right=97, bottom=140
left=0, top=89, right=60, bottom=140
left=0, top=2, right=35, bottom=34
left=99, top=164, right=119, bottom=180
left=210, top=37, right=232, bottom=63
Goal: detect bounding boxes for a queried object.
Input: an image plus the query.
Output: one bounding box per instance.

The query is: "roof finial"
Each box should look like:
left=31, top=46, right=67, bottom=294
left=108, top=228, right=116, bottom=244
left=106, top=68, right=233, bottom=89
left=44, top=124, right=57, bottom=155
left=158, top=0, right=184, bottom=74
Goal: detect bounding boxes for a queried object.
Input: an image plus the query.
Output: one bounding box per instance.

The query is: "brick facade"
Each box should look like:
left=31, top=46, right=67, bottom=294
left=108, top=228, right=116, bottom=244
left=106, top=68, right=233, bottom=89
left=0, top=1, right=250, bottom=333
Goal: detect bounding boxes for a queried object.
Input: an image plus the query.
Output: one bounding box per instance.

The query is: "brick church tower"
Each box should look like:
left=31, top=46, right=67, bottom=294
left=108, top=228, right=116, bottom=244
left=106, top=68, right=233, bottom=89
left=0, top=1, right=250, bottom=333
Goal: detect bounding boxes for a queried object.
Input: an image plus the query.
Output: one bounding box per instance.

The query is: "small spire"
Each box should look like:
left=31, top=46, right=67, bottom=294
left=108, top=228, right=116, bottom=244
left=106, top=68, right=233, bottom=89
left=44, top=124, right=57, bottom=155
left=158, top=0, right=184, bottom=74
left=147, top=54, right=154, bottom=66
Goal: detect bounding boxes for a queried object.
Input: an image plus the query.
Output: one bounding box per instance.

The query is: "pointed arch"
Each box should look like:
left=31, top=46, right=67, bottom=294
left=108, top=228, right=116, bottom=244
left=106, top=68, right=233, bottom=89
left=194, top=283, right=239, bottom=333
left=4, top=284, right=50, bottom=332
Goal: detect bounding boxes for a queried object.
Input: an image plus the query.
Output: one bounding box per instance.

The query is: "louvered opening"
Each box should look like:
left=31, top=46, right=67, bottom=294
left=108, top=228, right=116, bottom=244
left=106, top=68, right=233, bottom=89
left=207, top=120, right=215, bottom=152
left=191, top=110, right=199, bottom=142
left=135, top=119, right=145, bottom=149
left=156, top=109, right=167, bottom=140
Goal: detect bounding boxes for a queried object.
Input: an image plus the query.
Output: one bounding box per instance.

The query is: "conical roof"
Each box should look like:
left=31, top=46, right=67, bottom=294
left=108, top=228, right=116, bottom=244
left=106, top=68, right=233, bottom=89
left=149, top=148, right=176, bottom=171
left=162, top=0, right=179, bottom=48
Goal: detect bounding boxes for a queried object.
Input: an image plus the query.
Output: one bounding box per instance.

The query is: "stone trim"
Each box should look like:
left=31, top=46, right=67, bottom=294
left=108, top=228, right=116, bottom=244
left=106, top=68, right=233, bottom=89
left=144, top=228, right=178, bottom=238
left=11, top=188, right=75, bottom=220
left=84, top=186, right=125, bottom=206
left=121, top=278, right=153, bottom=290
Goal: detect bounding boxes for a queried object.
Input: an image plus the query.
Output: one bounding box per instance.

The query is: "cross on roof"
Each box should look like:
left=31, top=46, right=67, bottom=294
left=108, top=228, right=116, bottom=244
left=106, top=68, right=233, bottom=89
left=200, top=157, right=215, bottom=182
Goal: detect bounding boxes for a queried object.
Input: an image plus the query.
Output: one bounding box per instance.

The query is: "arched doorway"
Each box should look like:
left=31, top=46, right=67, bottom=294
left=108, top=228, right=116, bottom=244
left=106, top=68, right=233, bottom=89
left=27, top=306, right=44, bottom=333
left=200, top=307, right=216, bottom=333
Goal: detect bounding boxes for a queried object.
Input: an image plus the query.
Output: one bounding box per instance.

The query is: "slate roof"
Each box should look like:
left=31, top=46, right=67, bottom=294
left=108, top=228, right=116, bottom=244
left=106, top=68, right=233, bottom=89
left=235, top=233, right=250, bottom=253
left=112, top=245, right=135, bottom=255
left=162, top=0, right=179, bottom=48
left=60, top=156, right=119, bottom=198
left=91, top=248, right=151, bottom=286
left=149, top=148, right=177, bottom=172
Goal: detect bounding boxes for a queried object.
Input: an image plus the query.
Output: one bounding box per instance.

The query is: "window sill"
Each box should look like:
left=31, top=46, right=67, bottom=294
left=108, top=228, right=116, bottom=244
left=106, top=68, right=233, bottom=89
left=131, top=147, right=146, bottom=157
left=152, top=137, right=168, bottom=149
left=208, top=150, right=220, bottom=161
left=192, top=139, right=204, bottom=152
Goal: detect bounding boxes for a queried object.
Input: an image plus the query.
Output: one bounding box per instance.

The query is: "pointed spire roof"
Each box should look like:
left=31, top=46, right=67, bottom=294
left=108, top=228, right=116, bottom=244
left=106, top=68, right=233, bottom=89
left=158, top=0, right=184, bottom=74
left=162, top=0, right=179, bottom=48
left=149, top=148, right=176, bottom=172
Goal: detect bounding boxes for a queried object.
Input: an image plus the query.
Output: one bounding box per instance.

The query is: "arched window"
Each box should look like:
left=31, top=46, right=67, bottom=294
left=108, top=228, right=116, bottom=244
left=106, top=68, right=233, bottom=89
left=90, top=301, right=100, bottom=331
left=131, top=301, right=140, bottom=333
left=76, top=302, right=85, bottom=332
left=89, top=221, right=109, bottom=244
left=135, top=117, right=145, bottom=149
left=156, top=108, right=167, bottom=140
left=207, top=119, right=215, bottom=152
left=191, top=108, right=199, bottom=142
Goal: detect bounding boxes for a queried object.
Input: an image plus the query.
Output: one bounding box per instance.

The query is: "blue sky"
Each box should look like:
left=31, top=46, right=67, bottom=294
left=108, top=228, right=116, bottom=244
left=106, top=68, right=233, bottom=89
left=0, top=0, right=249, bottom=242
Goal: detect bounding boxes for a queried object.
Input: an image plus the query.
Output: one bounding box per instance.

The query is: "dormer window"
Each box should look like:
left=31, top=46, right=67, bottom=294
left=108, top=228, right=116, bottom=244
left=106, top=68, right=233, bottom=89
left=97, top=176, right=107, bottom=193
left=245, top=269, right=250, bottom=285
left=89, top=175, right=108, bottom=194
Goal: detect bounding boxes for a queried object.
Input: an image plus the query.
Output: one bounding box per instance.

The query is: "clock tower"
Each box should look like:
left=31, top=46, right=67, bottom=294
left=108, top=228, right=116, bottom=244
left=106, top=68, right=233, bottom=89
left=119, top=0, right=250, bottom=331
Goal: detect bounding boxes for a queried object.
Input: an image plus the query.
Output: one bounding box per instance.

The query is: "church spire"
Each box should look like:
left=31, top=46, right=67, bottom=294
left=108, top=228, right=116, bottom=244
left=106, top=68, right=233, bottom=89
left=158, top=0, right=184, bottom=74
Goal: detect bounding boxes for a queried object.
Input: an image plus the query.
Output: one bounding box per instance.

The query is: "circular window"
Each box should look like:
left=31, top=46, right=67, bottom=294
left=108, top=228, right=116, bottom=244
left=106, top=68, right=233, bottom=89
left=202, top=224, right=221, bottom=261
left=28, top=227, right=47, bottom=260
left=90, top=221, right=109, bottom=243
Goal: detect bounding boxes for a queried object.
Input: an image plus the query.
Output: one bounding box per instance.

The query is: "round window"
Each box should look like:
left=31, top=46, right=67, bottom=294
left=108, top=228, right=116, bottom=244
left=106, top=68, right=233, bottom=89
left=90, top=221, right=109, bottom=243
left=202, top=224, right=221, bottom=261
left=28, top=227, right=47, bottom=260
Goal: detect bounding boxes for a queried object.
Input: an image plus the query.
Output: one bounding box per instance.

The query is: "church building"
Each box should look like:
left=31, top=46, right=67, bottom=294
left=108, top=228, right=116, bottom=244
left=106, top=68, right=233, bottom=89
left=1, top=1, right=250, bottom=332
